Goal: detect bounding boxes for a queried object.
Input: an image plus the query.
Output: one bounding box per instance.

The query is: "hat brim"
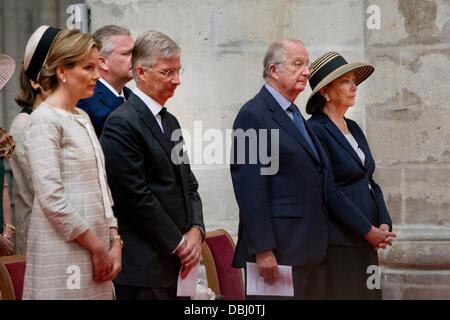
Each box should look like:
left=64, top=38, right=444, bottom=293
left=305, top=62, right=374, bottom=114
left=0, top=54, right=16, bottom=91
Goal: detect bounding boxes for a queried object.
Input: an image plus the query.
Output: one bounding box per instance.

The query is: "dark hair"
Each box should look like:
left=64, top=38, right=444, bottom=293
left=15, top=65, right=40, bottom=108
left=306, top=93, right=327, bottom=114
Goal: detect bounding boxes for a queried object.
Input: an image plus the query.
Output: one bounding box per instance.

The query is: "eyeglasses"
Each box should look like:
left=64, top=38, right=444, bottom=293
left=148, top=66, right=184, bottom=80
left=291, top=61, right=310, bottom=72
left=275, top=61, right=309, bottom=72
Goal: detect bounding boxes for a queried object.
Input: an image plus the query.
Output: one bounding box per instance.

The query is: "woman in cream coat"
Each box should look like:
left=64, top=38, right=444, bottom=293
left=23, top=29, right=122, bottom=300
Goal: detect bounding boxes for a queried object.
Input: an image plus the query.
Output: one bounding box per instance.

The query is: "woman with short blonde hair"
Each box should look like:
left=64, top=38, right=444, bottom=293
left=23, top=29, right=122, bottom=300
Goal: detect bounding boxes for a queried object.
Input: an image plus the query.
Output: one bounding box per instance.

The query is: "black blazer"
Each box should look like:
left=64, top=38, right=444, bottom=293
left=100, top=92, right=204, bottom=287
left=231, top=86, right=373, bottom=268
left=77, top=80, right=132, bottom=137
left=308, top=111, right=392, bottom=247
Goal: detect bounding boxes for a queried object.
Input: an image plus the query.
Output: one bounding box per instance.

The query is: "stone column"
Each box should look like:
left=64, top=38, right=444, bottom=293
left=365, top=0, right=450, bottom=299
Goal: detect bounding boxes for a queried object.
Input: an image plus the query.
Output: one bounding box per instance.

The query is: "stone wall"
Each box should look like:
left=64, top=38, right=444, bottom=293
left=365, top=0, right=450, bottom=299
left=1, top=0, right=447, bottom=300
left=0, top=0, right=80, bottom=128
left=85, top=0, right=450, bottom=298
left=86, top=0, right=374, bottom=236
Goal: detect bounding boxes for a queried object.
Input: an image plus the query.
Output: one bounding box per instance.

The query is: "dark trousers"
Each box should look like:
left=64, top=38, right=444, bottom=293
left=246, top=263, right=326, bottom=300
left=114, top=283, right=178, bottom=300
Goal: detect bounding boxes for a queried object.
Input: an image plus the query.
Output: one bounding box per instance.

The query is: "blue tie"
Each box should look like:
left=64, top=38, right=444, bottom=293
left=288, top=104, right=319, bottom=160
left=116, top=96, right=125, bottom=105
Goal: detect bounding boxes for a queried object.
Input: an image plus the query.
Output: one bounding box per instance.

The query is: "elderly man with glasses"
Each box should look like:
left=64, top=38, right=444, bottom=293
left=100, top=30, right=205, bottom=300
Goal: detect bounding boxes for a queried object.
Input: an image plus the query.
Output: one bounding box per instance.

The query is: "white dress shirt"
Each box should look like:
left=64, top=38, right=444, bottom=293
left=98, top=77, right=125, bottom=98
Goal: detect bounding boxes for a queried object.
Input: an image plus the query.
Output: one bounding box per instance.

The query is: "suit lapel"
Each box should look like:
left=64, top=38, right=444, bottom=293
left=317, top=112, right=366, bottom=169
left=346, top=120, right=370, bottom=169
left=123, top=86, right=132, bottom=99
left=260, top=87, right=321, bottom=164
left=128, top=93, right=174, bottom=159
left=306, top=121, right=326, bottom=165
left=97, top=81, right=122, bottom=111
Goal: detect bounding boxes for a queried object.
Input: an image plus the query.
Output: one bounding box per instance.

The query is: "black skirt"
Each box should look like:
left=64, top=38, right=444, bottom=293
left=325, top=191, right=383, bottom=300
left=325, top=245, right=382, bottom=300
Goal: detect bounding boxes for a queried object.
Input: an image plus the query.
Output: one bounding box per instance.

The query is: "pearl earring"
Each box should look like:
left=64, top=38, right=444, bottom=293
left=325, top=95, right=330, bottom=102
left=62, top=78, right=66, bottom=83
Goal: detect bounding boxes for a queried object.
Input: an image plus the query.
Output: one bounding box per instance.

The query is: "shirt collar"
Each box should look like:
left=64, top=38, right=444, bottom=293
left=133, top=86, right=163, bottom=117
left=99, top=78, right=124, bottom=98
left=264, top=83, right=292, bottom=111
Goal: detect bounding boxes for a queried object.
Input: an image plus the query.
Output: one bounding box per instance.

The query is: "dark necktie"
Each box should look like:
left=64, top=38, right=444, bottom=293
left=159, top=107, right=174, bottom=147
left=288, top=104, right=319, bottom=160
left=114, top=96, right=125, bottom=108
left=159, top=108, right=182, bottom=177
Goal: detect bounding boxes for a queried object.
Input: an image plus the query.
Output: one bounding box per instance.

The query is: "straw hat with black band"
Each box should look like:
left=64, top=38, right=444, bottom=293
left=305, top=51, right=374, bottom=114
left=0, top=53, right=15, bottom=91
left=24, top=25, right=61, bottom=83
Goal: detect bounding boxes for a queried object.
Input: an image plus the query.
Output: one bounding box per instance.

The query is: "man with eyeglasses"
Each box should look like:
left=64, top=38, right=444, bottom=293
left=100, top=30, right=204, bottom=300
left=231, top=40, right=376, bottom=299
left=77, top=25, right=134, bottom=137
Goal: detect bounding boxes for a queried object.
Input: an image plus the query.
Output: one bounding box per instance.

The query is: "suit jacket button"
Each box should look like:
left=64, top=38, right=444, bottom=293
left=317, top=166, right=323, bottom=172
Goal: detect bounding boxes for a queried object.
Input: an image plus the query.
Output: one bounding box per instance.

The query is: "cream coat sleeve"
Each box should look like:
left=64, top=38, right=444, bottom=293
left=24, top=114, right=89, bottom=241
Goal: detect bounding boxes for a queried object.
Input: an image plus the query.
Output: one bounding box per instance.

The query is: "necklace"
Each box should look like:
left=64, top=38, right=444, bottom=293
left=342, top=119, right=350, bottom=134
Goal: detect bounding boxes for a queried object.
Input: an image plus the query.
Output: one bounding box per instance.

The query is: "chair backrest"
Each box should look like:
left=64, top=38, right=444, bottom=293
left=0, top=255, right=26, bottom=300
left=201, top=229, right=244, bottom=300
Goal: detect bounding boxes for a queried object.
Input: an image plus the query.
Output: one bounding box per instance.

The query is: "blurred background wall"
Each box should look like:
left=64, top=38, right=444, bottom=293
left=1, top=0, right=449, bottom=299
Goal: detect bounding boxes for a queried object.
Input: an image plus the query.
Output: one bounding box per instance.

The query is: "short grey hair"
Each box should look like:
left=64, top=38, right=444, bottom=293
left=263, top=39, right=304, bottom=79
left=132, top=30, right=180, bottom=80
left=93, top=25, right=131, bottom=57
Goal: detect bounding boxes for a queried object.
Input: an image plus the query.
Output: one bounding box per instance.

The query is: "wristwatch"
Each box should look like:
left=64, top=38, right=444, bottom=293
left=191, top=224, right=206, bottom=241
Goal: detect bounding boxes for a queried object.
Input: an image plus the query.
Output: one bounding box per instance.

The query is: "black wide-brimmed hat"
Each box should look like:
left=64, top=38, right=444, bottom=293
left=305, top=51, right=374, bottom=114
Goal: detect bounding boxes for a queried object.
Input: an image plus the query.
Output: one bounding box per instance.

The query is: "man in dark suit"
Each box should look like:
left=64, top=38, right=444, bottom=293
left=77, top=25, right=134, bottom=137
left=100, top=30, right=205, bottom=300
left=230, top=40, right=390, bottom=299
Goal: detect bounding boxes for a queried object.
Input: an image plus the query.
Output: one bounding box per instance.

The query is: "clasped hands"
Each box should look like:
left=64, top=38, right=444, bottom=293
left=364, top=224, right=396, bottom=250
left=92, top=240, right=122, bottom=283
